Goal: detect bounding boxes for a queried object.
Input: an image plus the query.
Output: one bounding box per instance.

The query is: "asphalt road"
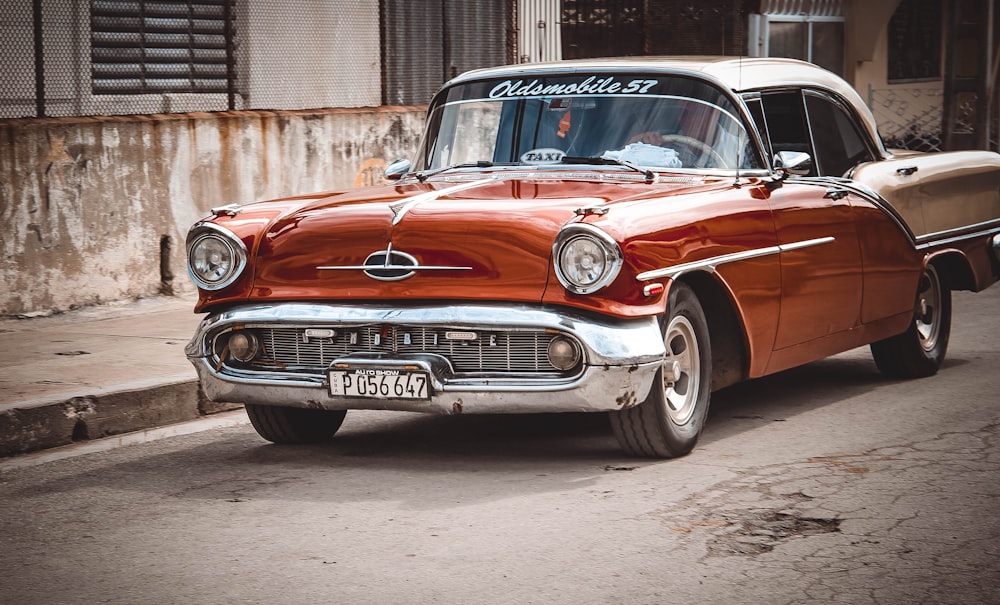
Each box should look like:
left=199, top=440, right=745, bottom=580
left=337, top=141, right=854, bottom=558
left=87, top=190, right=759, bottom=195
left=1, top=287, right=998, bottom=605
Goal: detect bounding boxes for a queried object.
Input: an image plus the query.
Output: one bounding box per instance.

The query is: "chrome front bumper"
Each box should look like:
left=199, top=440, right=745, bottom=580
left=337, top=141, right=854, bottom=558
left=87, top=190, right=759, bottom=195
left=186, top=303, right=665, bottom=414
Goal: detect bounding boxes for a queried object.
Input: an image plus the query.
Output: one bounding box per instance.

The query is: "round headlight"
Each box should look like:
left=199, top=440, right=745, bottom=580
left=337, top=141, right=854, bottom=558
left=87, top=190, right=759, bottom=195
left=547, top=335, right=581, bottom=371
left=560, top=236, right=607, bottom=286
left=553, top=225, right=623, bottom=294
left=186, top=224, right=247, bottom=290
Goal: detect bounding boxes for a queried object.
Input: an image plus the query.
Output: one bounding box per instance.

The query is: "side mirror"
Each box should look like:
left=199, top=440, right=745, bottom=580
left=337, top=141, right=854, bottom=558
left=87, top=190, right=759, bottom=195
left=384, top=159, right=412, bottom=181
left=773, top=151, right=812, bottom=178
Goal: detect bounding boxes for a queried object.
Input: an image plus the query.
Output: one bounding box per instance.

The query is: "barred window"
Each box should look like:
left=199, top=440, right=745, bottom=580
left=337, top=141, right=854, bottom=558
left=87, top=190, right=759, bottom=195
left=561, top=0, right=645, bottom=59
left=90, top=0, right=233, bottom=95
left=887, top=0, right=942, bottom=82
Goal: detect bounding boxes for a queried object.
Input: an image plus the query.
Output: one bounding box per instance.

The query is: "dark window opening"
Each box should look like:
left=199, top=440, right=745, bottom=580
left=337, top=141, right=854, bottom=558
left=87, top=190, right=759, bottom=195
left=759, top=91, right=815, bottom=174
left=561, top=0, right=645, bottom=59
left=805, top=94, right=875, bottom=177
left=887, top=0, right=943, bottom=82
left=744, top=97, right=772, bottom=160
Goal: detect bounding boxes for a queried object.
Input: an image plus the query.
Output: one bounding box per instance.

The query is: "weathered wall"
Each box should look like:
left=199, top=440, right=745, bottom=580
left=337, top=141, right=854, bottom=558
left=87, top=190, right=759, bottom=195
left=0, top=106, right=426, bottom=315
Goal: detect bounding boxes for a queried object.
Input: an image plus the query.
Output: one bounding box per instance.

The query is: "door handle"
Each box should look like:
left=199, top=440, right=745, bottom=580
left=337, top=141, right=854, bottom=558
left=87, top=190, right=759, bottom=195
left=896, top=166, right=918, bottom=176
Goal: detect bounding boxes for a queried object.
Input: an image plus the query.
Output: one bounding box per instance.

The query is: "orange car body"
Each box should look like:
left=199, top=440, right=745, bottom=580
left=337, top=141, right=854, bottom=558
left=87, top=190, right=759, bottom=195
left=186, top=58, right=1000, bottom=456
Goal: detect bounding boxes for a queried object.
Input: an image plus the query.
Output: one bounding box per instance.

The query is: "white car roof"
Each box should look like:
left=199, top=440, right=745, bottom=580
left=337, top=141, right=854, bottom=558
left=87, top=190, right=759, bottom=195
left=446, top=57, right=884, bottom=155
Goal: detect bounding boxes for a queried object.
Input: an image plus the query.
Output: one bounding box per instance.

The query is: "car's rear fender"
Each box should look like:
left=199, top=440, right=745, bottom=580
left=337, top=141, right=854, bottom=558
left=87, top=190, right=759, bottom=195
left=852, top=151, right=1000, bottom=238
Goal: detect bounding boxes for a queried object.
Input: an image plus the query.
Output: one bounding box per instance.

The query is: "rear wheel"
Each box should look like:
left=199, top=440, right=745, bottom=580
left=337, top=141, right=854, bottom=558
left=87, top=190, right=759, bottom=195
left=870, top=264, right=951, bottom=378
left=244, top=404, right=347, bottom=444
left=610, top=282, right=712, bottom=458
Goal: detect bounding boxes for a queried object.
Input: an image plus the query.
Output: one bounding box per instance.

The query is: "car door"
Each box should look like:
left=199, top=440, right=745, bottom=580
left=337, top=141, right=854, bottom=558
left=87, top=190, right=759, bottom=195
left=801, top=89, right=925, bottom=325
left=753, top=90, right=865, bottom=351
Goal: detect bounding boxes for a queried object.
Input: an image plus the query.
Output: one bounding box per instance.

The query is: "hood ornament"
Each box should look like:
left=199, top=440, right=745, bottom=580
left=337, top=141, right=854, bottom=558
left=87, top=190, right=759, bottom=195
left=389, top=202, right=407, bottom=222
left=317, top=243, right=473, bottom=281
left=387, top=178, right=495, bottom=225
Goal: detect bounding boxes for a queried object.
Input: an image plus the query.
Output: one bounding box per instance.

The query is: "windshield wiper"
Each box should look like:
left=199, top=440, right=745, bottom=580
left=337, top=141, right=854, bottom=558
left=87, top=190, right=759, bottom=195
left=415, top=160, right=497, bottom=182
left=561, top=155, right=657, bottom=182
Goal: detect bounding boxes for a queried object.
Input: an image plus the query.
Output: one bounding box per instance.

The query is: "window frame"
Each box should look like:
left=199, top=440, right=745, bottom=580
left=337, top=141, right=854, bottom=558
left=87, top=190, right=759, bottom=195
left=802, top=90, right=878, bottom=177
left=753, top=87, right=879, bottom=177
left=748, top=11, right=845, bottom=76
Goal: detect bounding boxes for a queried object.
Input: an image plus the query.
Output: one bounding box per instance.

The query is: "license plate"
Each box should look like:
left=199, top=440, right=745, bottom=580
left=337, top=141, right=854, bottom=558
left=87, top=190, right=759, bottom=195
left=328, top=368, right=430, bottom=400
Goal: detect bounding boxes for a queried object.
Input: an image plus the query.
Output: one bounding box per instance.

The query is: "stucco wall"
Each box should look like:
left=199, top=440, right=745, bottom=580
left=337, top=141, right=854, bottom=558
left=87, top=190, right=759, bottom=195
left=853, top=29, right=943, bottom=149
left=0, top=106, right=426, bottom=315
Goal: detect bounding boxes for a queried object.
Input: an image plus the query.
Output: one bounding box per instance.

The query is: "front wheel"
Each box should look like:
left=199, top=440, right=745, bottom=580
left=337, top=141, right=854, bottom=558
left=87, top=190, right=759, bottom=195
left=610, top=282, right=713, bottom=458
left=245, top=404, right=347, bottom=444
left=870, top=264, right=951, bottom=378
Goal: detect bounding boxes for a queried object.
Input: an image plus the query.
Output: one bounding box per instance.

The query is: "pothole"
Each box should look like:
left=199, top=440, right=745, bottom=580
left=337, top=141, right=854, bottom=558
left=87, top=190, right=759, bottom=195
left=708, top=510, right=841, bottom=557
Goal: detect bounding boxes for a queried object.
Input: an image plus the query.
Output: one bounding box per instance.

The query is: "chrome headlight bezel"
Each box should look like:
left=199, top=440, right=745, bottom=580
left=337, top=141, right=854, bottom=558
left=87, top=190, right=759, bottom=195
left=186, top=222, right=248, bottom=291
left=553, top=223, right=624, bottom=294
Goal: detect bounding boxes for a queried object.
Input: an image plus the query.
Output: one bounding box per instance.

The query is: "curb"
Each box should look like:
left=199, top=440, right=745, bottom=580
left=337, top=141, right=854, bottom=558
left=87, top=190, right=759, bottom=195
left=0, top=380, right=241, bottom=458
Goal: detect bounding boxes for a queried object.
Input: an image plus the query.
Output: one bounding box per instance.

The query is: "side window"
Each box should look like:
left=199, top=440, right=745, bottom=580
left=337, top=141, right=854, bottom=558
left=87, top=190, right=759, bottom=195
left=804, top=94, right=875, bottom=177
left=759, top=91, right=815, bottom=175
left=743, top=97, right=772, bottom=161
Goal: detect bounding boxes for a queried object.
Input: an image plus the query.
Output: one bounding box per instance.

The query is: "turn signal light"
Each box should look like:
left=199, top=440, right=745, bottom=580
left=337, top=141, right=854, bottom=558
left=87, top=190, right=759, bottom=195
left=228, top=330, right=260, bottom=362
left=547, top=336, right=581, bottom=370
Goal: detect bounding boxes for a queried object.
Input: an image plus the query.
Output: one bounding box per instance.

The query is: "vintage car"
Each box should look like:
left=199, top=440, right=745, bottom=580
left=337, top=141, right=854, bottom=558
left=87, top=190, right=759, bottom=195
left=185, top=57, right=1000, bottom=458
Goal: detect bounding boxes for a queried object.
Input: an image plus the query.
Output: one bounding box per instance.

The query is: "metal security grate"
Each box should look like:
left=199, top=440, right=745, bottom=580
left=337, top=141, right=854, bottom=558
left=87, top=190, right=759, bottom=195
left=234, top=325, right=568, bottom=376
left=90, top=0, right=232, bottom=95
left=4, top=0, right=511, bottom=118
left=868, top=86, right=943, bottom=152
left=561, top=0, right=645, bottom=59
left=381, top=0, right=513, bottom=106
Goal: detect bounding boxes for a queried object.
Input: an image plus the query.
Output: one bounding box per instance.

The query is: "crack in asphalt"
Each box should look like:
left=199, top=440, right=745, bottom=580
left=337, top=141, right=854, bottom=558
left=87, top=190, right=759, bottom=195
left=654, top=423, right=1000, bottom=604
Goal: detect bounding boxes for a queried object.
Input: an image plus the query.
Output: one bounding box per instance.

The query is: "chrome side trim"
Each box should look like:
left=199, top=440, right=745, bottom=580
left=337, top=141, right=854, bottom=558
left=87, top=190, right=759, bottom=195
left=636, top=236, right=835, bottom=281
left=793, top=177, right=917, bottom=244
left=915, top=219, right=1000, bottom=250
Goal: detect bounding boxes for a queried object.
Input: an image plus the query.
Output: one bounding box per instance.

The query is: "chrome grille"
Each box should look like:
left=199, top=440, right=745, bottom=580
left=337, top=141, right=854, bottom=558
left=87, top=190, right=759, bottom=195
left=240, top=325, right=565, bottom=375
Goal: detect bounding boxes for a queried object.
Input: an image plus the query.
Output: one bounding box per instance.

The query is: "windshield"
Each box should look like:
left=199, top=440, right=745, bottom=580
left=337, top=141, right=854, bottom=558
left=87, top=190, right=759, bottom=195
left=415, top=73, right=764, bottom=173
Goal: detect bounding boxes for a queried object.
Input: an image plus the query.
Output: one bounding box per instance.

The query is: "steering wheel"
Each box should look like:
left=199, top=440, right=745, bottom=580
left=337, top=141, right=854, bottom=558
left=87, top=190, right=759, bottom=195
left=658, top=134, right=726, bottom=168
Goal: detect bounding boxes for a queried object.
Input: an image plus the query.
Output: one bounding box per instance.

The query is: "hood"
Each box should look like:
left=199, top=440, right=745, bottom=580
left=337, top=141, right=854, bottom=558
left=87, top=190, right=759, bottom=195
left=248, top=174, right=729, bottom=304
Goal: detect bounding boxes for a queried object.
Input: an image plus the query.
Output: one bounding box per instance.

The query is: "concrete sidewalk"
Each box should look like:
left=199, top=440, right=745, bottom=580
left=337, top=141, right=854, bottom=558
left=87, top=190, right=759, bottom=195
left=0, top=295, right=239, bottom=457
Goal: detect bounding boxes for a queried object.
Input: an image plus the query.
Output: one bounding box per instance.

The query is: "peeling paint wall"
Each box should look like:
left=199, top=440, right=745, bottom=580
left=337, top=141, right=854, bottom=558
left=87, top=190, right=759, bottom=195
left=0, top=106, right=426, bottom=315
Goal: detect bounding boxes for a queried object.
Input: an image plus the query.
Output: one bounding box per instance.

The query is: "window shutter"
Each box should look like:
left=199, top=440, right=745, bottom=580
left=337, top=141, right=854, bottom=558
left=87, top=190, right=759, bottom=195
left=91, top=0, right=231, bottom=95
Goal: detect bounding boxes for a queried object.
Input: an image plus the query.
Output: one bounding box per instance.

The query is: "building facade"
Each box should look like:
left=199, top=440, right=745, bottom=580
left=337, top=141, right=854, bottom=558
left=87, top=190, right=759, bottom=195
left=0, top=0, right=993, bottom=314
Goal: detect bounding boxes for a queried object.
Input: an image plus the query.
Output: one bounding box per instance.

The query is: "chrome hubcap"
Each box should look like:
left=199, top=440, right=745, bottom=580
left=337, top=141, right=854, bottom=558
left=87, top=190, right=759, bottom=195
left=662, top=315, right=700, bottom=425
left=915, top=266, right=941, bottom=353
